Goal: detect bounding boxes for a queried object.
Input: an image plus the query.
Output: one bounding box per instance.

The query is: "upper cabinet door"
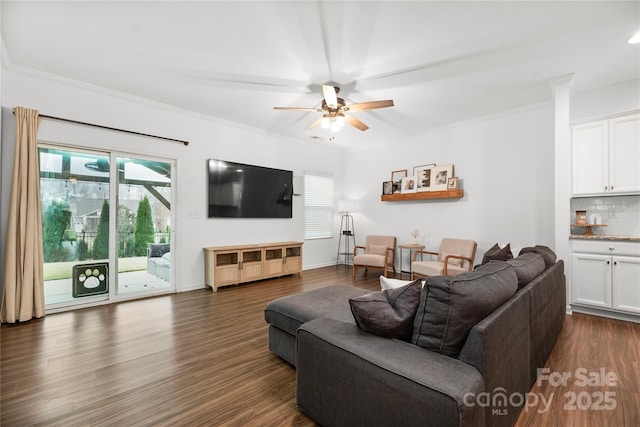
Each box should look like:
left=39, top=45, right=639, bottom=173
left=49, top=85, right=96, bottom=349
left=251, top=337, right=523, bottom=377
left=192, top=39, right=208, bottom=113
left=609, top=113, right=640, bottom=194
left=572, top=120, right=608, bottom=195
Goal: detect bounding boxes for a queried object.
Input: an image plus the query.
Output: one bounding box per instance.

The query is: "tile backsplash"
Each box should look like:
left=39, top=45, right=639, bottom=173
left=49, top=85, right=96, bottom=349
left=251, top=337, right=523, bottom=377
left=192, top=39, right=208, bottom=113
left=571, top=195, right=640, bottom=236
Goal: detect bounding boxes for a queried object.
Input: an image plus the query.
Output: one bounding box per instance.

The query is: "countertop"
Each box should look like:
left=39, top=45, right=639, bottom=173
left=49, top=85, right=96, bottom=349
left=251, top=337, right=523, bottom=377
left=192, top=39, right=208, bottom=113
left=569, top=235, right=640, bottom=242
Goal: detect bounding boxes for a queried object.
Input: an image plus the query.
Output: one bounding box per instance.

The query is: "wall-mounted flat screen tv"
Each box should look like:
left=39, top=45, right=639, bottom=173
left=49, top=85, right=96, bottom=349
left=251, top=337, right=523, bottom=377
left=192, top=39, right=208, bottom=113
left=207, top=159, right=293, bottom=218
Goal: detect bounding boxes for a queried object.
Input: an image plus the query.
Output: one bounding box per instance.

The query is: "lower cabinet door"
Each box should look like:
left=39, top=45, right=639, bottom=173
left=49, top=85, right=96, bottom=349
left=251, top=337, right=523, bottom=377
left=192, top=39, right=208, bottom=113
left=612, top=256, right=640, bottom=314
left=572, top=253, right=611, bottom=308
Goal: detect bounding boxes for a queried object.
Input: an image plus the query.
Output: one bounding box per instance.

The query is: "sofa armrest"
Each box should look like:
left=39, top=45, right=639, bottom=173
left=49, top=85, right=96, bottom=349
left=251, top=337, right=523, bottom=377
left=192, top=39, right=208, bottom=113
left=296, top=318, right=485, bottom=427
left=457, top=287, right=531, bottom=427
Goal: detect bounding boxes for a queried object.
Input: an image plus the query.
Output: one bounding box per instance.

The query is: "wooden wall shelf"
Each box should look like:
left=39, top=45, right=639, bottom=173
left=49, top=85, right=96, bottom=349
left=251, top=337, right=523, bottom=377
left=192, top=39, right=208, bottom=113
left=381, top=189, right=464, bottom=202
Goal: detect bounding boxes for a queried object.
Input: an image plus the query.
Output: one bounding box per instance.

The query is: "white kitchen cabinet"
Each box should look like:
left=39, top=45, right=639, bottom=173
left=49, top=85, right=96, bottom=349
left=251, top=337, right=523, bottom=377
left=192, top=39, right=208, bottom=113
left=572, top=112, right=640, bottom=196
left=571, top=240, right=640, bottom=315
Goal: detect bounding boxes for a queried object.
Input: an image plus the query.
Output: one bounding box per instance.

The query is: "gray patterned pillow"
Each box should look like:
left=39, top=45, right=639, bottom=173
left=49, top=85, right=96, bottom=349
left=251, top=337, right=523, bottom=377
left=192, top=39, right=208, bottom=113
left=349, top=279, right=422, bottom=341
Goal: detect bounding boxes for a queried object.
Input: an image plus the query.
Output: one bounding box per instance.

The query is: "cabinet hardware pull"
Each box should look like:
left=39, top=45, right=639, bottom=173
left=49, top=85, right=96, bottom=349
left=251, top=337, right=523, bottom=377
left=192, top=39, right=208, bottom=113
left=605, top=186, right=608, bottom=190
left=607, top=260, right=610, bottom=265
left=614, top=261, right=617, bottom=265
left=609, top=247, right=615, bottom=251
left=611, top=186, right=614, bottom=190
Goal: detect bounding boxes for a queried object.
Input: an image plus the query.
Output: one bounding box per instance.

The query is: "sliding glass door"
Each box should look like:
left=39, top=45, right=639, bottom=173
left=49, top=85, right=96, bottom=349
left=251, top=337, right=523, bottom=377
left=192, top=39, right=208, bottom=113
left=115, top=156, right=173, bottom=296
left=39, top=146, right=175, bottom=310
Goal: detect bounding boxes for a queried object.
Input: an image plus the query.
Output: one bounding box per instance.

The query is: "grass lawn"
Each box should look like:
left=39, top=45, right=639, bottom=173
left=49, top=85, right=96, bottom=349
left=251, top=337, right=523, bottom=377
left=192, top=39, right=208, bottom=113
left=44, top=257, right=147, bottom=281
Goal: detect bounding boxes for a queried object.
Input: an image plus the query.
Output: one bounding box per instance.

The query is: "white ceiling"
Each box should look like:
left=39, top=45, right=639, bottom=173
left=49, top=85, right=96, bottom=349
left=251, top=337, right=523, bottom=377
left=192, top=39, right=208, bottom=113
left=2, top=1, right=639, bottom=148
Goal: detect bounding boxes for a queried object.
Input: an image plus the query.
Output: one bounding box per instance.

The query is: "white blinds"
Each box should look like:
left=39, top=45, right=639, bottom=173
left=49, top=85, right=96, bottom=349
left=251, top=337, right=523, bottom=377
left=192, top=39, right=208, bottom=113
left=304, top=174, right=334, bottom=239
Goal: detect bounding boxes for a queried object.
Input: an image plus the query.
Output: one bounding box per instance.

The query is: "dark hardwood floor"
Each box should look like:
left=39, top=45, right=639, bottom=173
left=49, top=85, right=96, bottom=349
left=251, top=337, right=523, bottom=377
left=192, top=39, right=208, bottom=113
left=1, top=266, right=638, bottom=426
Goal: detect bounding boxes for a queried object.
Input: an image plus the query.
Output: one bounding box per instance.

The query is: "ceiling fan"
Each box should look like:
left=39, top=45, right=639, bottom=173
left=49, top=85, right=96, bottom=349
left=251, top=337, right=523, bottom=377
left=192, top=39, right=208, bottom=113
left=273, top=85, right=394, bottom=132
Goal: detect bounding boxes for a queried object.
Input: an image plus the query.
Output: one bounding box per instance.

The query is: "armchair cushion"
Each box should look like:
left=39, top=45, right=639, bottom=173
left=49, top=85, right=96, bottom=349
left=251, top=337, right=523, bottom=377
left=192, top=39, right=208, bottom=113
left=412, top=261, right=467, bottom=278
left=440, top=250, right=463, bottom=267
left=349, top=280, right=422, bottom=341
left=353, top=254, right=386, bottom=268
left=368, top=244, right=388, bottom=256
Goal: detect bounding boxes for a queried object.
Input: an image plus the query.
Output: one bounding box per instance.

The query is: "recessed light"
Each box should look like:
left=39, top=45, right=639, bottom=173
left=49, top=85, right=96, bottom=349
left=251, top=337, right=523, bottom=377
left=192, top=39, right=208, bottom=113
left=628, top=31, right=640, bottom=44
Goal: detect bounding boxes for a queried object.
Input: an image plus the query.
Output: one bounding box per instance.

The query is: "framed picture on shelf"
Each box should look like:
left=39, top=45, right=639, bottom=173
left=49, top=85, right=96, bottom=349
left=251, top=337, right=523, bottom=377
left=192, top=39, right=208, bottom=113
left=413, top=164, right=435, bottom=192
left=382, top=181, right=393, bottom=195
left=431, top=164, right=454, bottom=191
left=391, top=169, right=407, bottom=194
left=400, top=176, right=417, bottom=193
left=391, top=169, right=407, bottom=183
left=447, top=177, right=459, bottom=189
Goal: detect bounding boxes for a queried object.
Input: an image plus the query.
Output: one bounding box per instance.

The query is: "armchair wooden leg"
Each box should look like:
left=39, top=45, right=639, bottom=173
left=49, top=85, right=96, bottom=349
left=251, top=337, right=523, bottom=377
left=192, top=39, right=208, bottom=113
left=352, top=265, right=356, bottom=277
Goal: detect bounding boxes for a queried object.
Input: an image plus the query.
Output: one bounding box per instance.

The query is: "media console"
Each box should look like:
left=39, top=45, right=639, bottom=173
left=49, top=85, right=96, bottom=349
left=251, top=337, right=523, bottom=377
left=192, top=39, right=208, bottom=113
left=203, top=241, right=303, bottom=291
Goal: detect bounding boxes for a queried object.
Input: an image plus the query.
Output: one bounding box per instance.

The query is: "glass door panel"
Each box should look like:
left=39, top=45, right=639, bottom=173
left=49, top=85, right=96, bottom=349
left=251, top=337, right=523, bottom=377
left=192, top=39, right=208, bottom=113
left=40, top=147, right=111, bottom=307
left=115, top=156, right=173, bottom=296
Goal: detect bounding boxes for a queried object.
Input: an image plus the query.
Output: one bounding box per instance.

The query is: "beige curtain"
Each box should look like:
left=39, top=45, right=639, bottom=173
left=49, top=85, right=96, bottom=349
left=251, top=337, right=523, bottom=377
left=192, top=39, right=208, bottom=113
left=1, top=107, right=44, bottom=323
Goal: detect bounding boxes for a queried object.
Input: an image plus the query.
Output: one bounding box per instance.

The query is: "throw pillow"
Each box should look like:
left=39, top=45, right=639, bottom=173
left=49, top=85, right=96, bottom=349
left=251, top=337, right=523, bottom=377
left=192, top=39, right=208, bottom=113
left=380, top=275, right=424, bottom=290
left=440, top=250, right=464, bottom=267
left=506, top=252, right=545, bottom=289
left=349, top=279, right=422, bottom=341
left=368, top=244, right=388, bottom=256
left=411, top=261, right=518, bottom=357
left=482, top=242, right=514, bottom=264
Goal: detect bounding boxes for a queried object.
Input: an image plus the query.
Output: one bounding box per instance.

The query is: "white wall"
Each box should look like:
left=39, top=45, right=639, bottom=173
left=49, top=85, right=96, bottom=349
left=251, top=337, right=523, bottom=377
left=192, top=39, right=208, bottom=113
left=1, top=68, right=345, bottom=291
left=344, top=103, right=556, bottom=269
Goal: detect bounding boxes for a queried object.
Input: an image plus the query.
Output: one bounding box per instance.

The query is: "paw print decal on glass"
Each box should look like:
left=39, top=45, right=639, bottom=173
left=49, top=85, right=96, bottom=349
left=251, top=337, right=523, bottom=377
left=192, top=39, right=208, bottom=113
left=73, top=263, right=108, bottom=297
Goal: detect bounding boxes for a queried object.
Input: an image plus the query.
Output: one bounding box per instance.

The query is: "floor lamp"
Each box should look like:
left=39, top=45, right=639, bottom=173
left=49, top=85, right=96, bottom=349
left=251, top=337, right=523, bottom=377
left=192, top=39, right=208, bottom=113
left=336, top=200, right=356, bottom=266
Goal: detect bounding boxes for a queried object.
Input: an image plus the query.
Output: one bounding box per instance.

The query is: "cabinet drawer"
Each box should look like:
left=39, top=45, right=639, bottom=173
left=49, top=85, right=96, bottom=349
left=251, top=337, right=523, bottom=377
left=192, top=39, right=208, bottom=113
left=571, top=240, right=640, bottom=256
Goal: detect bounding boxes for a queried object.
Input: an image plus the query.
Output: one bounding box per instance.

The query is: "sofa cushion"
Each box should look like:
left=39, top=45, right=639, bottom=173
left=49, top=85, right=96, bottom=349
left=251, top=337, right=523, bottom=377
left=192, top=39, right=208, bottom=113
left=482, top=242, right=514, bottom=264
left=148, top=243, right=170, bottom=257
left=349, top=280, right=422, bottom=341
left=519, top=245, right=557, bottom=269
left=506, top=252, right=546, bottom=289
left=411, top=261, right=518, bottom=357
left=265, top=285, right=369, bottom=336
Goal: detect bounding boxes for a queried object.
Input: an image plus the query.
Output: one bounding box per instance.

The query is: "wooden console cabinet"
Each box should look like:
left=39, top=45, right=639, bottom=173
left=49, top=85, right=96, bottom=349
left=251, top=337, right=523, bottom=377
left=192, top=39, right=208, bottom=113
left=204, top=241, right=303, bottom=291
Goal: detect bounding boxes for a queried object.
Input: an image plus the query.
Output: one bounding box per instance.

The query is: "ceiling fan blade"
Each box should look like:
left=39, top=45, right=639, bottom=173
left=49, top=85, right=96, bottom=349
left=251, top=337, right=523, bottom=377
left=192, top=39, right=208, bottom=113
left=344, top=115, right=369, bottom=131
left=344, top=100, right=394, bottom=112
left=322, top=85, right=338, bottom=109
left=274, top=106, right=322, bottom=112
left=305, top=117, right=323, bottom=130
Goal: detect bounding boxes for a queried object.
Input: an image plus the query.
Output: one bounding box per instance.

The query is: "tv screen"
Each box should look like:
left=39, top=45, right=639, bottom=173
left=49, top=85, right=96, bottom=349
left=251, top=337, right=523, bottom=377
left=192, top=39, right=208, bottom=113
left=207, top=159, right=293, bottom=218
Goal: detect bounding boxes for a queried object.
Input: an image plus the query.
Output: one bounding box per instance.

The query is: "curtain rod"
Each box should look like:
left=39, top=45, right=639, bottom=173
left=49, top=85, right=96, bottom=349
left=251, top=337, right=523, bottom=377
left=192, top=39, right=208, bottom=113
left=14, top=111, right=189, bottom=146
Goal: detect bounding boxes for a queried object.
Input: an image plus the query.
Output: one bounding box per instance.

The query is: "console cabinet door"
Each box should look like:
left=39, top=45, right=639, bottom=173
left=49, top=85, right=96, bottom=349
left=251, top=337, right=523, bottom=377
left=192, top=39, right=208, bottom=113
left=608, top=113, right=640, bottom=194
left=283, top=245, right=303, bottom=274
left=611, top=256, right=640, bottom=314
left=572, top=121, right=608, bottom=195
left=571, top=253, right=611, bottom=308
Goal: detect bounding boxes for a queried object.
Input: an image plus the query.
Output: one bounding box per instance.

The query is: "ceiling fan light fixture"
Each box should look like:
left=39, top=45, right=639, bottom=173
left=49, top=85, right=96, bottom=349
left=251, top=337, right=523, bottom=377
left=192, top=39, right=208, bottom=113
left=330, top=120, right=341, bottom=132
left=628, top=31, right=640, bottom=44
left=321, top=116, right=331, bottom=129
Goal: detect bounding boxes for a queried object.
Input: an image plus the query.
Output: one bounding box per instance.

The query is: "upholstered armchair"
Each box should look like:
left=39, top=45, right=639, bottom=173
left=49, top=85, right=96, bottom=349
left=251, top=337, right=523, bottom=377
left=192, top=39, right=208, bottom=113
left=352, top=235, right=397, bottom=278
left=411, top=238, right=477, bottom=280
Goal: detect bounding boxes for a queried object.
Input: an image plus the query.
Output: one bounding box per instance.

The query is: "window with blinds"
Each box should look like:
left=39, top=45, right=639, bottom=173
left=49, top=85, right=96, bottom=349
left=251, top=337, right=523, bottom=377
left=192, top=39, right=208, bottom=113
left=304, top=174, right=334, bottom=239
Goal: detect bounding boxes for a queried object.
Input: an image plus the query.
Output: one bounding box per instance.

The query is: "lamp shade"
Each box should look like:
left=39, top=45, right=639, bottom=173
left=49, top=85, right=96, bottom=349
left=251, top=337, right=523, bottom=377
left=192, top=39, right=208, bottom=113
left=338, top=200, right=357, bottom=213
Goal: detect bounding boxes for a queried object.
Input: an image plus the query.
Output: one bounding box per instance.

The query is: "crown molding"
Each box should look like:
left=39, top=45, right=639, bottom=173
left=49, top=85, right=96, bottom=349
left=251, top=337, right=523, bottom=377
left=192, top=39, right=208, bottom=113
left=548, top=73, right=576, bottom=98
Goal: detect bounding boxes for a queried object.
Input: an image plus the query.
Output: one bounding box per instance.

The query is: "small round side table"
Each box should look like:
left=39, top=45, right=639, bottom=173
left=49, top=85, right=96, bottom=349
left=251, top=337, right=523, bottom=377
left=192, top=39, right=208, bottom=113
left=398, top=243, right=425, bottom=277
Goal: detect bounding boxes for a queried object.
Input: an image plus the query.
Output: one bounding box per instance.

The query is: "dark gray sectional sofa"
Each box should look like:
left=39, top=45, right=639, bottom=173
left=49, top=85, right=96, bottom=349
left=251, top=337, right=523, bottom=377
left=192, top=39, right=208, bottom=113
left=264, top=247, right=566, bottom=427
